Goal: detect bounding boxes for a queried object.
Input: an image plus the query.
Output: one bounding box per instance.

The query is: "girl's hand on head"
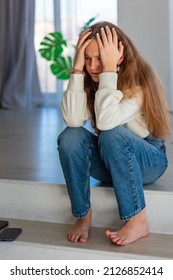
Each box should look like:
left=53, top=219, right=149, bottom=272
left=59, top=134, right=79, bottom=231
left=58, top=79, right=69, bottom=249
left=73, top=29, right=92, bottom=71
left=96, top=26, right=124, bottom=72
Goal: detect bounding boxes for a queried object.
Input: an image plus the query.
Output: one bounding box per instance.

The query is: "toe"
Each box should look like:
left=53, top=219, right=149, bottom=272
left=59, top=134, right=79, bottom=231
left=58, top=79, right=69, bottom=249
left=105, top=230, right=111, bottom=237
left=79, top=236, right=88, bottom=243
left=119, top=239, right=129, bottom=246
left=115, top=238, right=124, bottom=246
left=105, top=230, right=118, bottom=238
left=73, top=234, right=80, bottom=243
left=111, top=236, right=121, bottom=243
left=67, top=232, right=72, bottom=241
left=68, top=232, right=78, bottom=242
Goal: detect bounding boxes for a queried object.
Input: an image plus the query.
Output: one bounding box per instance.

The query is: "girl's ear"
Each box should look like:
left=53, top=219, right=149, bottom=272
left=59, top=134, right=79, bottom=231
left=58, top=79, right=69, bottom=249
left=117, top=55, right=124, bottom=65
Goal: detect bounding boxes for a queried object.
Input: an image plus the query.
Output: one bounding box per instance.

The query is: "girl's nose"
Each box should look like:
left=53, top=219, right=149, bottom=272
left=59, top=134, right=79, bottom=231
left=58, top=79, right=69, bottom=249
left=90, top=59, right=99, bottom=70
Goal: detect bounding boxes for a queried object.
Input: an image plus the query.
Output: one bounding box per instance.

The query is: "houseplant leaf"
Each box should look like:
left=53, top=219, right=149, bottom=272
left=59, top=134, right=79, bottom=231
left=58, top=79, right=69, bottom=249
left=50, top=56, right=73, bottom=80
left=39, top=32, right=67, bottom=61
left=80, top=16, right=97, bottom=32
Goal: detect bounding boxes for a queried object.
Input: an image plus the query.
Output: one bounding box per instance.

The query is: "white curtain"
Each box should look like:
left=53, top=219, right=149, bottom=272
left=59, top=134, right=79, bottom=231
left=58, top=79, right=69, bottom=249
left=0, top=0, right=42, bottom=109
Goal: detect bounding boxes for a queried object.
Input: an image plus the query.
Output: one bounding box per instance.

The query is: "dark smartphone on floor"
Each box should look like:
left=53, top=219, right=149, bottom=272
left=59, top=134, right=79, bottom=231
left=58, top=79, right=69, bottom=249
left=0, top=228, right=22, bottom=241
left=0, top=220, right=9, bottom=230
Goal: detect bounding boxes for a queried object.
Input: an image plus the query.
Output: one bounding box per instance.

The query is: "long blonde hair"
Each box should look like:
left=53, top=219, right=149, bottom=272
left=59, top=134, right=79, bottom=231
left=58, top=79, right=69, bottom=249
left=83, top=21, right=171, bottom=139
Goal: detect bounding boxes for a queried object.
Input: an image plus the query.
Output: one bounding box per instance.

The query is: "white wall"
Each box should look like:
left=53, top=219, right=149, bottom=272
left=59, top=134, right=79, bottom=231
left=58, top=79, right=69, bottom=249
left=169, top=0, right=173, bottom=111
left=118, top=0, right=173, bottom=111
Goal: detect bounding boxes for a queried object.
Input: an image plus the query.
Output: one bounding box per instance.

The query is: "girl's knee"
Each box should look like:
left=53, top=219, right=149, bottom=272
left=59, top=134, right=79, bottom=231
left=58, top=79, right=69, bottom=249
left=99, top=126, right=128, bottom=145
left=58, top=127, right=81, bottom=147
left=57, top=126, right=90, bottom=154
left=98, top=126, right=136, bottom=157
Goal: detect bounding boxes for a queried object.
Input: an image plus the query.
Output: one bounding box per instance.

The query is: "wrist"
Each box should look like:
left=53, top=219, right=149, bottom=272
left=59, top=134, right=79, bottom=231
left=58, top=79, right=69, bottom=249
left=70, top=68, right=85, bottom=75
left=73, top=64, right=84, bottom=72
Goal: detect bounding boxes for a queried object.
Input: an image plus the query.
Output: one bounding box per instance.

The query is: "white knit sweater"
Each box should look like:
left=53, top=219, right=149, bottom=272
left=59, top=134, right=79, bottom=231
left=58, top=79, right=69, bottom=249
left=61, top=72, right=150, bottom=138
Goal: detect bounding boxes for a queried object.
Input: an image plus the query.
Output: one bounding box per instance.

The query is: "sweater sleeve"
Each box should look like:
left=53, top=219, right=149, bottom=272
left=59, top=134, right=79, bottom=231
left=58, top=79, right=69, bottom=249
left=95, top=72, right=141, bottom=130
left=61, top=74, right=90, bottom=127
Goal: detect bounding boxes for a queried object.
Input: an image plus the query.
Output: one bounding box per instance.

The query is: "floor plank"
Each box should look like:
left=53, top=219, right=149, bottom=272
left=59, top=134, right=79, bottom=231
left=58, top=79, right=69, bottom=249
left=0, top=218, right=173, bottom=259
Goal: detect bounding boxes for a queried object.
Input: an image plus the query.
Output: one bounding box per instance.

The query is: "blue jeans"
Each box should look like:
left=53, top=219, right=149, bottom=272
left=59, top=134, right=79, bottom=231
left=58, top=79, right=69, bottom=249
left=57, top=126, right=168, bottom=220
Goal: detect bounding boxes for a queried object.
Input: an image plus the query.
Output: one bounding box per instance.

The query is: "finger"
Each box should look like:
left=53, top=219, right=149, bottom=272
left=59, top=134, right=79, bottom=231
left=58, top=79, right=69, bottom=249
left=78, top=28, right=92, bottom=42
left=77, top=29, right=92, bottom=48
left=100, top=27, right=108, bottom=45
left=80, top=28, right=92, bottom=35
left=105, top=25, right=113, bottom=42
left=77, top=30, right=92, bottom=47
left=96, top=32, right=103, bottom=49
left=81, top=38, right=93, bottom=51
left=112, top=27, right=118, bottom=46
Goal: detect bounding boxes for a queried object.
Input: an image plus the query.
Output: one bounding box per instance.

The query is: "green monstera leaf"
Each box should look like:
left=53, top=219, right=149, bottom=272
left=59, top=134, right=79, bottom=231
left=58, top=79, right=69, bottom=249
left=80, top=16, right=97, bottom=32
left=50, top=56, right=73, bottom=80
left=39, top=32, right=67, bottom=61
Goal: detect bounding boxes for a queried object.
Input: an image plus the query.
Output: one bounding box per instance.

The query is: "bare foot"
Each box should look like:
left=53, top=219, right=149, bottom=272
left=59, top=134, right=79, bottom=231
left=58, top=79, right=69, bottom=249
left=67, top=208, right=92, bottom=243
left=105, top=209, right=149, bottom=246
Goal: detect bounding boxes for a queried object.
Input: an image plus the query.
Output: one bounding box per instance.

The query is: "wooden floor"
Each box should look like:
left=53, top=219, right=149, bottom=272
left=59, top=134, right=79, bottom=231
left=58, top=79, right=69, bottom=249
left=0, top=107, right=65, bottom=183
left=1, top=218, right=173, bottom=259
left=0, top=107, right=173, bottom=190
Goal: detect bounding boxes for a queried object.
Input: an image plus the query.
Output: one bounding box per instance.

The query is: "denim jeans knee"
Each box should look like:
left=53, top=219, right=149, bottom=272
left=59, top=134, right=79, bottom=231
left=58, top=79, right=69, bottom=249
left=58, top=126, right=88, bottom=154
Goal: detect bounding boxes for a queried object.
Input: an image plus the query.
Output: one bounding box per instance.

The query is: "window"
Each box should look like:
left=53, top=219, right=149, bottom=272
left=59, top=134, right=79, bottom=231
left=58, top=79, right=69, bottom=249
left=61, top=0, right=118, bottom=41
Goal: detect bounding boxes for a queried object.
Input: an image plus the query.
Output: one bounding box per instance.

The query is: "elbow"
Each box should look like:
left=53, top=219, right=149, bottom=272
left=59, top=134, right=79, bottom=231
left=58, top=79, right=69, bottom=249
left=96, top=118, right=108, bottom=131
left=64, top=117, right=85, bottom=128
left=96, top=116, right=118, bottom=131
left=97, top=121, right=117, bottom=131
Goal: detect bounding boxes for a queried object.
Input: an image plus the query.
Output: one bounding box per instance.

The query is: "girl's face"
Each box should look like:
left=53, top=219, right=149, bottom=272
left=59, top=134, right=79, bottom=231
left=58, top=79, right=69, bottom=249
left=84, top=39, right=103, bottom=82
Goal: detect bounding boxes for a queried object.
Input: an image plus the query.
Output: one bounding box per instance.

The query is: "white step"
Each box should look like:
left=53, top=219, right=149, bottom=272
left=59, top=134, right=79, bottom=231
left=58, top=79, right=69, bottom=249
left=0, top=179, right=173, bottom=260
left=0, top=179, right=173, bottom=234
